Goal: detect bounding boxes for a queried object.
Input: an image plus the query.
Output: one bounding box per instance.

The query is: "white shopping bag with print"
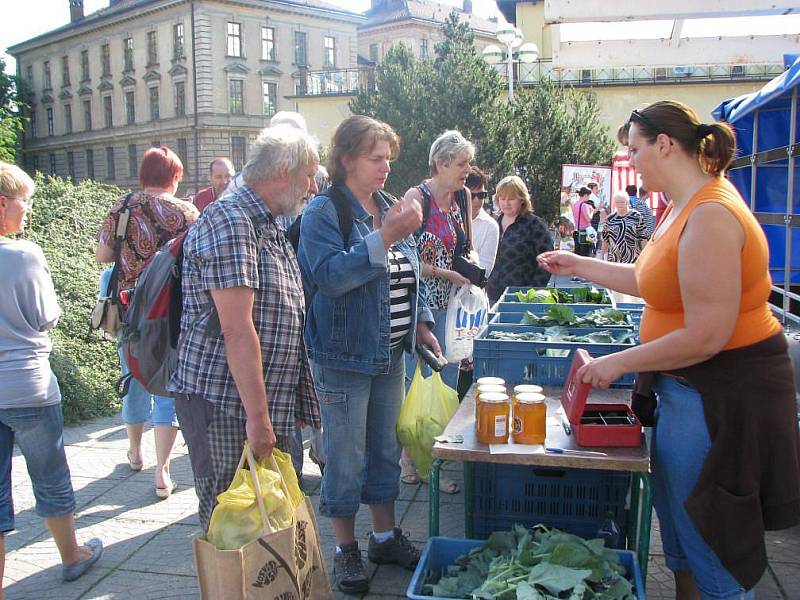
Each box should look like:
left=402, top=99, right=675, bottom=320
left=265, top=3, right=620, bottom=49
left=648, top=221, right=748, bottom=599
left=444, top=284, right=489, bottom=363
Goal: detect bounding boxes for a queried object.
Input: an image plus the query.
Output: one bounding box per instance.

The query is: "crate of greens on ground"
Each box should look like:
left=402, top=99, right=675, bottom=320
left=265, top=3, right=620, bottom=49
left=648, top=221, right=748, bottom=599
left=407, top=528, right=644, bottom=599
left=505, top=286, right=613, bottom=305
left=473, top=324, right=636, bottom=387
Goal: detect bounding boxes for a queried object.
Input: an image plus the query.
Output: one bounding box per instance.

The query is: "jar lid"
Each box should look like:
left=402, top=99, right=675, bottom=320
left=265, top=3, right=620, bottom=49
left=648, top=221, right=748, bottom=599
left=478, top=384, right=506, bottom=394
left=514, top=384, right=543, bottom=395
left=476, top=377, right=505, bottom=386
left=516, top=392, right=545, bottom=404
left=479, top=392, right=509, bottom=404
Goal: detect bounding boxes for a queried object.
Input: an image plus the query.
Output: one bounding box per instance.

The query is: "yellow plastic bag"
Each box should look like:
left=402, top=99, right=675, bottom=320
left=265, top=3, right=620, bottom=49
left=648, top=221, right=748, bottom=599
left=396, top=362, right=459, bottom=478
left=206, top=445, right=302, bottom=550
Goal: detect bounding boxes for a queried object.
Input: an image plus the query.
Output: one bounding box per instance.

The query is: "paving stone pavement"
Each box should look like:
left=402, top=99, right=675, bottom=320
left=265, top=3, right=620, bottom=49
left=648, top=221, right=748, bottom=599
left=3, top=415, right=799, bottom=599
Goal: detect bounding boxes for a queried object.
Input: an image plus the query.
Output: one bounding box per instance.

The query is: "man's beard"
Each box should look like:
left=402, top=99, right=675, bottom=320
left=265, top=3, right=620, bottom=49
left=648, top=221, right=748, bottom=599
left=273, top=182, right=308, bottom=216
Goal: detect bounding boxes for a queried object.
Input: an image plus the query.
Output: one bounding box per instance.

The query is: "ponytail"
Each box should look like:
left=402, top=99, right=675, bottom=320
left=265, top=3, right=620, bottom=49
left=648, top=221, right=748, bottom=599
left=699, top=122, right=736, bottom=177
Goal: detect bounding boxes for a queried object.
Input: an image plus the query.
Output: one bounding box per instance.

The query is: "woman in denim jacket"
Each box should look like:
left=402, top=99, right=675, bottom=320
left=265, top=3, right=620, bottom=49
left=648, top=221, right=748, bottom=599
left=298, top=116, right=441, bottom=595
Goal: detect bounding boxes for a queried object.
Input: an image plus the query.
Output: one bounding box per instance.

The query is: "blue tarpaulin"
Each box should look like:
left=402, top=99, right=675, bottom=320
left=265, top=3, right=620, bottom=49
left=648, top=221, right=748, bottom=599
left=713, top=56, right=800, bottom=284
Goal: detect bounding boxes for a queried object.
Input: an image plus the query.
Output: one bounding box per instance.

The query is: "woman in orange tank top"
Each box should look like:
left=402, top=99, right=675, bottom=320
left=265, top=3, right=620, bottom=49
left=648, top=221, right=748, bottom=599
left=538, top=101, right=798, bottom=599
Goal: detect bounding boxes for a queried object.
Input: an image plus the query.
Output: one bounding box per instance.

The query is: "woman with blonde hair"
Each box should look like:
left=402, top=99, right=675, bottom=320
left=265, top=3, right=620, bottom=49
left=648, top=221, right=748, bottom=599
left=0, top=162, right=103, bottom=590
left=485, top=175, right=553, bottom=305
left=538, top=100, right=799, bottom=599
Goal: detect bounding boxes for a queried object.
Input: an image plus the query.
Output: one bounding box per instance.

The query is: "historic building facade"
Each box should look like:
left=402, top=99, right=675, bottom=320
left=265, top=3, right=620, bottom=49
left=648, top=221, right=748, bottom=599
left=9, top=0, right=362, bottom=193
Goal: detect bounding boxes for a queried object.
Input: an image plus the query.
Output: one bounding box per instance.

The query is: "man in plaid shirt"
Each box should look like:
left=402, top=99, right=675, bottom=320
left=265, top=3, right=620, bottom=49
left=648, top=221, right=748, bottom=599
left=169, top=126, right=321, bottom=531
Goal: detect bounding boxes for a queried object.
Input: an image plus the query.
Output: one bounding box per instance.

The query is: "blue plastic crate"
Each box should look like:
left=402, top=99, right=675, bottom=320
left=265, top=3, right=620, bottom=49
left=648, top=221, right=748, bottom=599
left=470, top=463, right=630, bottom=543
left=473, top=324, right=636, bottom=387
left=489, top=311, right=638, bottom=330
left=407, top=536, right=645, bottom=600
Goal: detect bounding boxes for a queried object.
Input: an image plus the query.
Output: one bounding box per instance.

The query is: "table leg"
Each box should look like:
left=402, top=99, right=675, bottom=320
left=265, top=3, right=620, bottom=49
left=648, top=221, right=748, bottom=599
left=428, top=458, right=442, bottom=537
left=627, top=474, right=640, bottom=551
left=464, top=462, right=474, bottom=539
left=635, top=472, right=653, bottom=583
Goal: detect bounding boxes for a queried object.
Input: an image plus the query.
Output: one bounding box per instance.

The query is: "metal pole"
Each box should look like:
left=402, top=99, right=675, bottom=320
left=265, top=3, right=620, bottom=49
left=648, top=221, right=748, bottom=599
left=784, top=87, right=797, bottom=323
left=749, top=112, right=758, bottom=212
left=507, top=42, right=514, bottom=101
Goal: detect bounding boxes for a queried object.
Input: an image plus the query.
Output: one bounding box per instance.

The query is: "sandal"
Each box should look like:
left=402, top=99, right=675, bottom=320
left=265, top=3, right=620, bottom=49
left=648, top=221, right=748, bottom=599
left=420, top=475, right=460, bottom=495
left=399, top=458, right=420, bottom=485
left=127, top=450, right=143, bottom=472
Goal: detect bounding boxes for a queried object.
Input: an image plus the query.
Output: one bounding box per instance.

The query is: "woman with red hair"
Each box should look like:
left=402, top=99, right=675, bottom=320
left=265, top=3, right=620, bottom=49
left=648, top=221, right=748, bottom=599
left=95, top=146, right=198, bottom=499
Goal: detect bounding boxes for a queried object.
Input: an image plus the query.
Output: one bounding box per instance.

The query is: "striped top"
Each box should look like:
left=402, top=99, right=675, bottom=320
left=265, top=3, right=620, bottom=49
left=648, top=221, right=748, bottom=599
left=388, top=246, right=415, bottom=348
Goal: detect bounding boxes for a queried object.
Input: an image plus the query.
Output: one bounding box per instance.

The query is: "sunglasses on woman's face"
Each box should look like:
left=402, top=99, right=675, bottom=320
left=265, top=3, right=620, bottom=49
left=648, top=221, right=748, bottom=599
left=471, top=190, right=489, bottom=200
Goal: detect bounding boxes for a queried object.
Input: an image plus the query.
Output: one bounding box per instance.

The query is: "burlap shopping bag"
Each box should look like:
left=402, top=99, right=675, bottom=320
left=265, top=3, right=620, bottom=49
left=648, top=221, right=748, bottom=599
left=193, top=447, right=332, bottom=600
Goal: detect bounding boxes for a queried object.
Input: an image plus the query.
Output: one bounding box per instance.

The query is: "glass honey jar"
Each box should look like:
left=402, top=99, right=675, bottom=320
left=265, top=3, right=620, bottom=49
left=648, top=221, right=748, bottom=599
left=475, top=377, right=506, bottom=420
left=476, top=384, right=506, bottom=419
left=476, top=392, right=509, bottom=444
left=513, top=384, right=543, bottom=396
left=512, top=392, right=546, bottom=445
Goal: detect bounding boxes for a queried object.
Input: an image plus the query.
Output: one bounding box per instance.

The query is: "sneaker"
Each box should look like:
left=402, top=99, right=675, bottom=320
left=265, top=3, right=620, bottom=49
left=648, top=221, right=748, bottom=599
left=367, top=528, right=420, bottom=570
left=333, top=541, right=369, bottom=594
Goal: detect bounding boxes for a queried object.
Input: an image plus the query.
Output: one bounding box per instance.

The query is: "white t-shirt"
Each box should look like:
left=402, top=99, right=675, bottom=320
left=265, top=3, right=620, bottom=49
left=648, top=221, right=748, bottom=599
left=472, top=208, right=500, bottom=277
left=0, top=240, right=62, bottom=407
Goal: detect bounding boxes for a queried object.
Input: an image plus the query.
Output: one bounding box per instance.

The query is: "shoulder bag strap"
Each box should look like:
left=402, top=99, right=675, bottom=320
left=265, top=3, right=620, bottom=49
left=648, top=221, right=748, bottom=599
left=327, top=185, right=354, bottom=246
left=106, top=192, right=134, bottom=302
left=417, top=183, right=432, bottom=237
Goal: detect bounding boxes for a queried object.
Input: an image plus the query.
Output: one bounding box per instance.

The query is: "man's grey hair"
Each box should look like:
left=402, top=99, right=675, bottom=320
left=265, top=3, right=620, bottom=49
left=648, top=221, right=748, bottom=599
left=429, top=130, right=475, bottom=175
left=242, top=127, right=319, bottom=185
left=269, top=111, right=307, bottom=132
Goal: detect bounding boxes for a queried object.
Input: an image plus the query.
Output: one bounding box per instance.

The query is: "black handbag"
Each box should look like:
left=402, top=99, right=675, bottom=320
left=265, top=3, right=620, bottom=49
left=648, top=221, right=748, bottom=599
left=452, top=255, right=487, bottom=288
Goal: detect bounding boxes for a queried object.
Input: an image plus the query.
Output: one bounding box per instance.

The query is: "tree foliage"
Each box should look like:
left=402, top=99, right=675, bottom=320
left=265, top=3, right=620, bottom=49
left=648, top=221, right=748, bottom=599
left=349, top=13, right=615, bottom=224
left=0, top=58, right=28, bottom=163
left=25, top=175, right=124, bottom=423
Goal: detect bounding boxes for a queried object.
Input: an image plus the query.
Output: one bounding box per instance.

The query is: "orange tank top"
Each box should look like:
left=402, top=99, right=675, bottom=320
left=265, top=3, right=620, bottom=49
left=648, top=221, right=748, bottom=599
left=634, top=177, right=781, bottom=349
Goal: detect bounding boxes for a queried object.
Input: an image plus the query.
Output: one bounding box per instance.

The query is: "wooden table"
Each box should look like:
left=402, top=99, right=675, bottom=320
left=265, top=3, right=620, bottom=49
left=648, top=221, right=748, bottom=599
left=429, top=384, right=653, bottom=579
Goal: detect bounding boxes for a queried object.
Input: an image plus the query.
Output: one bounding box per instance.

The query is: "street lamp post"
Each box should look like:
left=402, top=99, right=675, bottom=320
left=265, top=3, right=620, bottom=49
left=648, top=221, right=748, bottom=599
left=482, top=25, right=539, bottom=101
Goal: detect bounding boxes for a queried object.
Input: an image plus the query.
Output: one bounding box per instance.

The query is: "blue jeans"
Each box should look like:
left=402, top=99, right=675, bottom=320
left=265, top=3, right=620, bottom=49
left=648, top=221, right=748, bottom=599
left=0, top=404, right=76, bottom=532
left=117, top=344, right=178, bottom=426
left=652, top=375, right=755, bottom=599
left=311, top=345, right=405, bottom=518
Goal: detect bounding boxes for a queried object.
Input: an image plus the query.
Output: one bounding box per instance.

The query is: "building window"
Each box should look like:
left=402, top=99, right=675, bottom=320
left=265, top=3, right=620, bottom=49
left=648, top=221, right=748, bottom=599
left=173, top=23, right=185, bottom=59
left=61, top=56, right=70, bottom=86
left=149, top=87, right=159, bottom=121
left=106, top=147, right=115, bottom=180
left=151, top=140, right=161, bottom=148
left=80, top=50, right=89, bottom=81
left=262, top=81, right=277, bottom=116
left=147, top=31, right=158, bottom=66
left=86, top=148, right=94, bottom=179
left=175, top=81, right=186, bottom=116
left=46, top=107, right=54, bottom=136
left=29, top=107, right=37, bottom=138
left=43, top=61, right=52, bottom=89
left=101, top=44, right=111, bottom=77
left=83, top=99, right=92, bottom=131
left=420, top=39, right=429, bottom=60
left=231, top=136, right=246, bottom=171
left=323, top=36, right=335, bottom=68
left=33, top=156, right=40, bottom=173
left=49, top=153, right=56, bottom=175
left=227, top=22, right=242, bottom=57
left=294, top=31, right=307, bottom=66
left=67, top=151, right=75, bottom=180
left=125, top=91, right=135, bottom=124
left=123, top=37, right=134, bottom=71
left=103, top=95, right=113, bottom=128
left=128, top=144, right=137, bottom=177
left=26, top=65, right=33, bottom=82
left=64, top=104, right=72, bottom=134
left=261, top=26, right=275, bottom=61
left=229, top=79, right=244, bottom=114
left=369, top=43, right=379, bottom=63
left=177, top=138, right=188, bottom=174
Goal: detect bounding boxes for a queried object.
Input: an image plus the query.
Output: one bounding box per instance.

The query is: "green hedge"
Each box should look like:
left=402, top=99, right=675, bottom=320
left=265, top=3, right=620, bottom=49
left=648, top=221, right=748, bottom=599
left=26, top=175, right=128, bottom=423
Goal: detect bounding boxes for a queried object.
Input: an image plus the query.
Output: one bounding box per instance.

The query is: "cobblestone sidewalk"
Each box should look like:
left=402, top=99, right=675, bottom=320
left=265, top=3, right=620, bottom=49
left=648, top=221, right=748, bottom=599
left=3, top=417, right=799, bottom=599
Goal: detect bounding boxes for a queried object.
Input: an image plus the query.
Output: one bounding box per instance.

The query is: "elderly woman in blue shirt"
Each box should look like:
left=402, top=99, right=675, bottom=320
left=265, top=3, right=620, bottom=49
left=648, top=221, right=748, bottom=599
left=298, top=115, right=440, bottom=595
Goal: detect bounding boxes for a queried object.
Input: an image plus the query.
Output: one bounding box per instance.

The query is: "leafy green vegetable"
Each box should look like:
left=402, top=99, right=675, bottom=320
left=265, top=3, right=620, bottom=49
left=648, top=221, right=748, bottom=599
left=521, top=308, right=634, bottom=329
left=422, top=525, right=636, bottom=599
left=510, top=287, right=610, bottom=305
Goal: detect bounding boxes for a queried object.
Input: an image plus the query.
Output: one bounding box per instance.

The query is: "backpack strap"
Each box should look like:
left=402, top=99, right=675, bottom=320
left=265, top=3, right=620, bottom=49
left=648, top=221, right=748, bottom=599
left=326, top=184, right=353, bottom=247
left=106, top=192, right=134, bottom=302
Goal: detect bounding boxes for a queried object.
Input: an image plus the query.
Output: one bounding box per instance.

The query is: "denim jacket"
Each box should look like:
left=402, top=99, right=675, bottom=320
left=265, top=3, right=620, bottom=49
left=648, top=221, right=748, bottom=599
left=298, top=185, right=434, bottom=375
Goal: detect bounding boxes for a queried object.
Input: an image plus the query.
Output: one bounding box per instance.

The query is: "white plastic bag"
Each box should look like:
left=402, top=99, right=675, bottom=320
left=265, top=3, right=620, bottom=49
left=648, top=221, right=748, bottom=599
left=444, top=284, right=489, bottom=363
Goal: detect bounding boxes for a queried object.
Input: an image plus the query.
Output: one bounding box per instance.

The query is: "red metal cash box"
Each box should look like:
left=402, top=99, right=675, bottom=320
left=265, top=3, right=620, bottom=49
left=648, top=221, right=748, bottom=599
left=560, top=349, right=642, bottom=448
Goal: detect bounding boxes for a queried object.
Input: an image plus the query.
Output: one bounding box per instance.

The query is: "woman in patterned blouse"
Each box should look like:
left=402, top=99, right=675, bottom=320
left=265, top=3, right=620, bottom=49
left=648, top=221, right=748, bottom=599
left=600, top=190, right=649, bottom=263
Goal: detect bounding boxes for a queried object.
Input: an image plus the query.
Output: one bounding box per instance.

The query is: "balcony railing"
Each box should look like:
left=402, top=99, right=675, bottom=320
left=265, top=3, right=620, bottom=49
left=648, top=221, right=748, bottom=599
left=293, top=68, right=375, bottom=97
left=512, top=60, right=786, bottom=87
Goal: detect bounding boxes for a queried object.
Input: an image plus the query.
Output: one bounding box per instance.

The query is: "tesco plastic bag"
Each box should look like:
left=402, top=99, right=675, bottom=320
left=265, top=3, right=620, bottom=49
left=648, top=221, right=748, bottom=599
left=396, top=362, right=459, bottom=478
left=444, top=284, right=489, bottom=363
left=206, top=445, right=302, bottom=550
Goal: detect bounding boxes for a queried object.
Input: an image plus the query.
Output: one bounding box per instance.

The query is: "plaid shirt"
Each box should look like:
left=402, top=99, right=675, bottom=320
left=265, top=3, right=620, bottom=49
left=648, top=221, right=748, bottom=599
left=168, top=185, right=319, bottom=435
